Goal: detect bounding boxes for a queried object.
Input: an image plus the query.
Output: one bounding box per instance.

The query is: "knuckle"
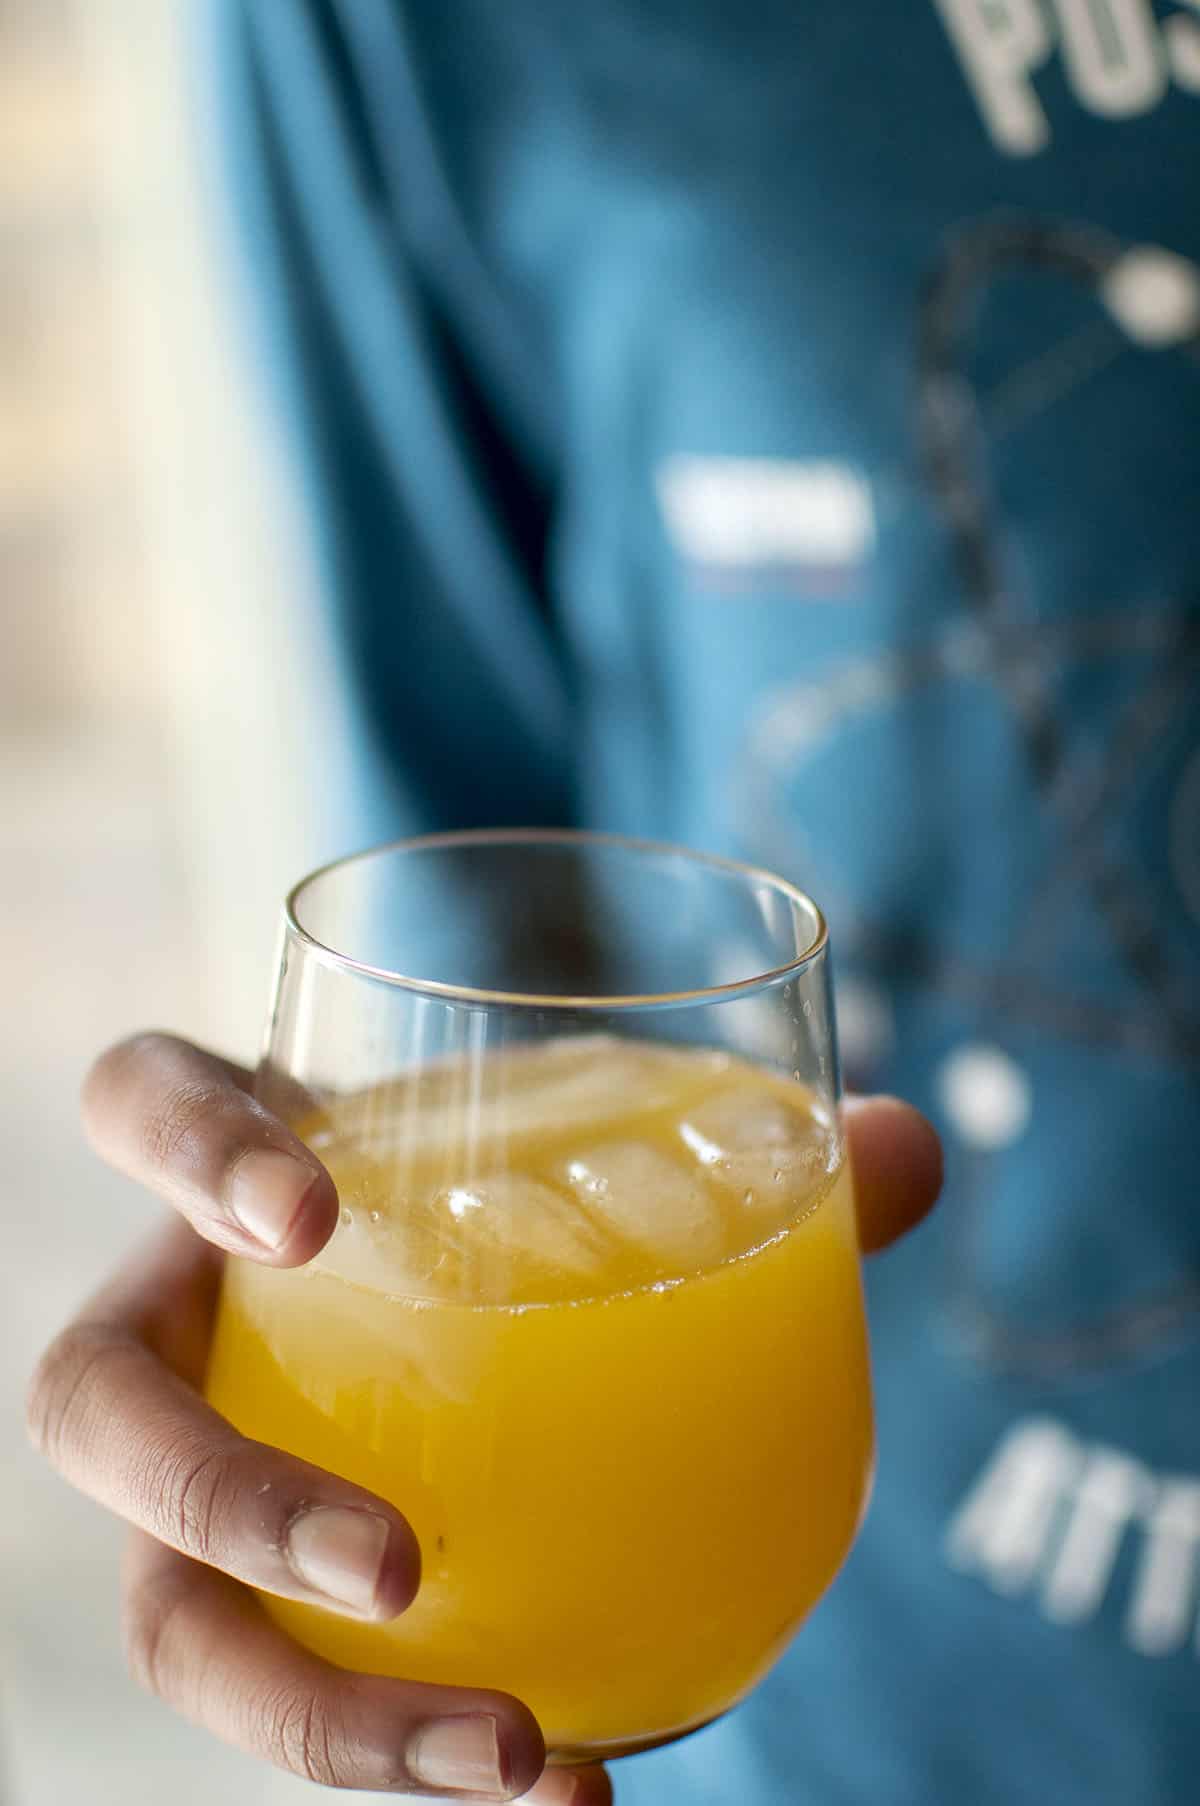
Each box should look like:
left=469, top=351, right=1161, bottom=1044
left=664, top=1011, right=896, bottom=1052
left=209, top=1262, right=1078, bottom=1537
left=122, top=1561, right=198, bottom=1701
left=151, top=1439, right=239, bottom=1565
left=140, top=1075, right=231, bottom=1175
left=268, top=1685, right=345, bottom=1788
left=26, top=1322, right=138, bottom=1469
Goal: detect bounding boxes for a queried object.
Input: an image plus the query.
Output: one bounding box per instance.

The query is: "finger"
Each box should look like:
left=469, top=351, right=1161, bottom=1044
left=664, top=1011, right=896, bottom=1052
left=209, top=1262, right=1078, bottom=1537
left=82, top=1032, right=338, bottom=1264
left=122, top=1531, right=548, bottom=1799
left=27, top=1220, right=420, bottom=1620
left=844, top=1094, right=943, bottom=1254
left=519, top=1766, right=613, bottom=1803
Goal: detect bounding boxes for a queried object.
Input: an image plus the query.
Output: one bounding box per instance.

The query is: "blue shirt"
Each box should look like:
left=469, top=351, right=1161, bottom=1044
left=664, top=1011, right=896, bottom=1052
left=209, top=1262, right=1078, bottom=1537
left=202, top=4, right=1200, bottom=1799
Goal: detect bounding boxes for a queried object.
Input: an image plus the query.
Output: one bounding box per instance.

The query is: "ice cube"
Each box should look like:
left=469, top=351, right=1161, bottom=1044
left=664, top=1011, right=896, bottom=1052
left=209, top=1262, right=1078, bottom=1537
left=429, top=1172, right=604, bottom=1290
left=324, top=1035, right=724, bottom=1178
left=560, top=1142, right=726, bottom=1275
left=318, top=1162, right=608, bottom=1302
left=678, top=1079, right=833, bottom=1212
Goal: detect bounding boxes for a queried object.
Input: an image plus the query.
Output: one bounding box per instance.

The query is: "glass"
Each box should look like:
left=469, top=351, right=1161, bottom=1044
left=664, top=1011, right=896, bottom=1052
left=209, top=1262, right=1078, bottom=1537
left=204, top=831, right=874, bottom=1764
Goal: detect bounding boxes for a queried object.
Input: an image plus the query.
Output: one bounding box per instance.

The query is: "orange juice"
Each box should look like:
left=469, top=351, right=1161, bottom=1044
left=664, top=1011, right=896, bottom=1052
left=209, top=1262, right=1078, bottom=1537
left=205, top=1037, right=874, bottom=1757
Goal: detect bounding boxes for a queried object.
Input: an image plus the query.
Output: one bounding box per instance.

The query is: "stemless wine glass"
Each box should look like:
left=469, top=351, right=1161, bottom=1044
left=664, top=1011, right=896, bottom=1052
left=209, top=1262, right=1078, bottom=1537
left=205, top=831, right=874, bottom=1765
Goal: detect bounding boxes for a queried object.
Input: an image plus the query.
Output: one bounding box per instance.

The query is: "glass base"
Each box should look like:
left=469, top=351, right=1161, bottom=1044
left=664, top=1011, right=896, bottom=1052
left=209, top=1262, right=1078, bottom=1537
left=547, top=1709, right=725, bottom=1767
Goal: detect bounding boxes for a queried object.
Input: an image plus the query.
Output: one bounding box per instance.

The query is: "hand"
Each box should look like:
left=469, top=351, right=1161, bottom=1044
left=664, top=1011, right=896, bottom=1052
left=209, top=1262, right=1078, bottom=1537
left=28, top=1034, right=941, bottom=1800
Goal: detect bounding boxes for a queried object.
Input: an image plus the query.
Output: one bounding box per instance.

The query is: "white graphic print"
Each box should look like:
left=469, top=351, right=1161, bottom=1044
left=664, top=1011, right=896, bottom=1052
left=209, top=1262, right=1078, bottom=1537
left=656, top=458, right=875, bottom=588
left=933, top=0, right=1055, bottom=154
left=947, top=1418, right=1200, bottom=1656
left=1168, top=3, right=1200, bottom=86
left=934, top=0, right=1200, bottom=153
left=1056, top=0, right=1166, bottom=117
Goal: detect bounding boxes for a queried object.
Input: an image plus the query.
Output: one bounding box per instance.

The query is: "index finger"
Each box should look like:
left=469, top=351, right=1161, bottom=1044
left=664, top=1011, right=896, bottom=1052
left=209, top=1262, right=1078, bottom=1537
left=27, top=1218, right=421, bottom=1623
left=82, top=1033, right=338, bottom=1265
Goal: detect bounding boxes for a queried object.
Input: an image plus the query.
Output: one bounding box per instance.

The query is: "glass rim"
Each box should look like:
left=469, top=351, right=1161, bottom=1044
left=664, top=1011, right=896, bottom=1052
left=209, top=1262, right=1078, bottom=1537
left=284, top=828, right=829, bottom=1012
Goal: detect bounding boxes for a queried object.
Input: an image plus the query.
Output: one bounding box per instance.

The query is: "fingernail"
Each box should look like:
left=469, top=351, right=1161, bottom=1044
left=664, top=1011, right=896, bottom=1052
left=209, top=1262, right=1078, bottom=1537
left=228, top=1150, right=314, bottom=1250
left=285, top=1506, right=390, bottom=1615
left=408, top=1716, right=507, bottom=1796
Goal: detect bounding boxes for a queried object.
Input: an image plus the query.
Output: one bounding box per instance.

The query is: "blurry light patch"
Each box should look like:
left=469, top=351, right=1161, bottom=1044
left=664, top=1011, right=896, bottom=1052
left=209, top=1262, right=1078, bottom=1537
left=938, top=1043, right=1032, bottom=1151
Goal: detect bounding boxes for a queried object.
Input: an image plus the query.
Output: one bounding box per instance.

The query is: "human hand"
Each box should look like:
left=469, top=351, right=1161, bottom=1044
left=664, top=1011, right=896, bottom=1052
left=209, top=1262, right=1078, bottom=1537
left=28, top=1033, right=940, bottom=1799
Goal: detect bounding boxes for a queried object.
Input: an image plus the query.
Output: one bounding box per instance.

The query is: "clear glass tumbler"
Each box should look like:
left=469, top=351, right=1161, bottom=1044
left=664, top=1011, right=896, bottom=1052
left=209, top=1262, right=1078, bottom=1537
left=205, top=830, right=874, bottom=1763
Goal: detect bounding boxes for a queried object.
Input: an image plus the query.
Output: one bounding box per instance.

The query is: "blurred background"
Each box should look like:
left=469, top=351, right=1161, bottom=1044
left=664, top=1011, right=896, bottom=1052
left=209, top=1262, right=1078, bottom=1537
left=1, top=4, right=349, bottom=1799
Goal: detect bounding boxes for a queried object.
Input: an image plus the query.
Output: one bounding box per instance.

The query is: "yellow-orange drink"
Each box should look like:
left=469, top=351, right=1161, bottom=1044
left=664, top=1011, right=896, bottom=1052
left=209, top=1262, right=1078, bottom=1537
left=206, top=1036, right=873, bottom=1756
